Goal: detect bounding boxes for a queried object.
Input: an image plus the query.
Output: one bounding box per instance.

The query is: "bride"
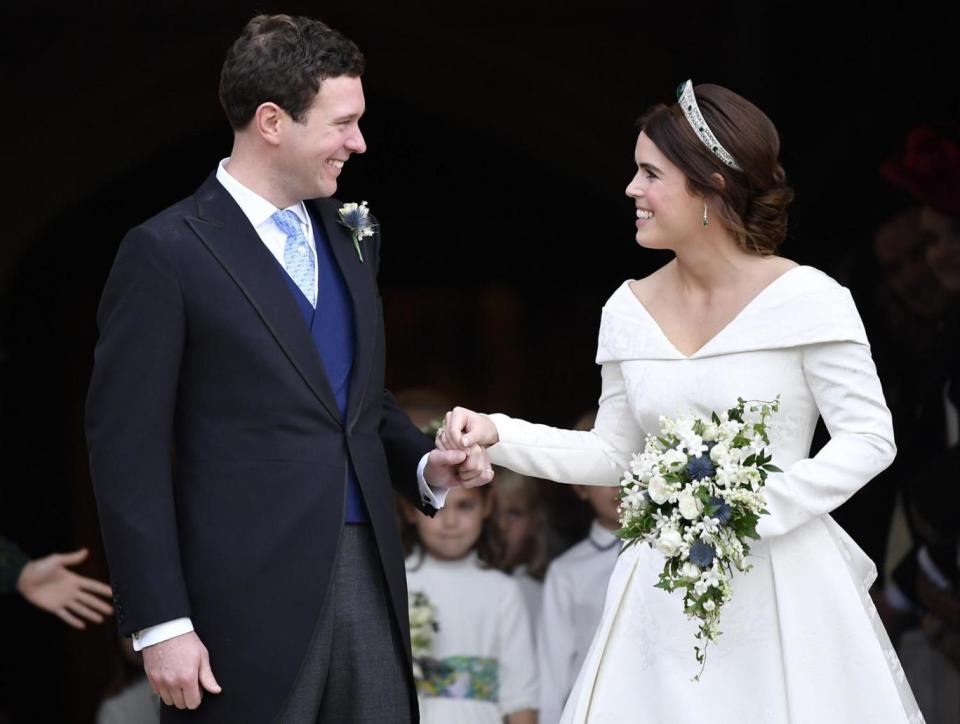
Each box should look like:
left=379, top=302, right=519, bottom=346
left=439, top=81, right=923, bottom=723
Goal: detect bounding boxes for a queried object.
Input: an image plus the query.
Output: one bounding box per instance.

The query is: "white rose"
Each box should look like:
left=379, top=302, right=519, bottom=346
left=681, top=562, right=700, bottom=580
left=719, top=420, right=741, bottom=439
left=647, top=475, right=671, bottom=505
left=678, top=490, right=703, bottom=520
left=703, top=599, right=716, bottom=612
left=709, top=443, right=729, bottom=464
left=662, top=449, right=688, bottom=472
left=700, top=423, right=719, bottom=441
left=655, top=526, right=683, bottom=557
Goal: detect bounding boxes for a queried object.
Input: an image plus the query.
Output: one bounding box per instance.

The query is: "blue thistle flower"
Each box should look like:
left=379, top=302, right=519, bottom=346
left=686, top=454, right=715, bottom=481
left=706, top=496, right=732, bottom=524
left=689, top=541, right=716, bottom=568
left=341, top=207, right=367, bottom=228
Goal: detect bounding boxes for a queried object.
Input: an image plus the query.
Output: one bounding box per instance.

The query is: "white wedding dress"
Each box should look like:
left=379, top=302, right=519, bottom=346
left=487, top=266, right=924, bottom=723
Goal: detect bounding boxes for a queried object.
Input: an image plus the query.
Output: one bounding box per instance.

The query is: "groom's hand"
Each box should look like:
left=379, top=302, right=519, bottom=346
left=425, top=445, right=494, bottom=489
left=143, top=631, right=222, bottom=710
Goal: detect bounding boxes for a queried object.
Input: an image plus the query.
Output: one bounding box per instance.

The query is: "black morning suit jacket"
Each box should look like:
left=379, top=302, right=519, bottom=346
left=86, top=172, right=436, bottom=722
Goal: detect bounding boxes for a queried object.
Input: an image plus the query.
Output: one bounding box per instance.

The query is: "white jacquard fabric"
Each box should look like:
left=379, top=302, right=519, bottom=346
left=488, top=266, right=924, bottom=723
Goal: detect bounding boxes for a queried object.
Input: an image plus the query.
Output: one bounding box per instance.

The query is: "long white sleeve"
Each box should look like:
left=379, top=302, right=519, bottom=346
left=757, top=339, right=896, bottom=539
left=487, top=362, right=645, bottom=486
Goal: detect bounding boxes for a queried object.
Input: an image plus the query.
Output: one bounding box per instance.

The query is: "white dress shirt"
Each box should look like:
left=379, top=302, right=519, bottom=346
left=133, top=160, right=447, bottom=651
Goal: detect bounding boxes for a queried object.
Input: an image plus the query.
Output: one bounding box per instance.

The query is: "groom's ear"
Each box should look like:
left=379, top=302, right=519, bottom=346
left=253, top=102, right=285, bottom=146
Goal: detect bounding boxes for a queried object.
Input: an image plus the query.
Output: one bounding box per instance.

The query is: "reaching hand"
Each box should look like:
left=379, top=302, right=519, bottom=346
left=424, top=445, right=494, bottom=489
left=143, top=631, right=222, bottom=710
left=437, top=406, right=499, bottom=450
left=15, top=548, right=114, bottom=629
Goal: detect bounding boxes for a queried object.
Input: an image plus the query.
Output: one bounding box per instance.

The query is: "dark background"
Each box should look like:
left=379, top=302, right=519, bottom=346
left=1, top=1, right=956, bottom=721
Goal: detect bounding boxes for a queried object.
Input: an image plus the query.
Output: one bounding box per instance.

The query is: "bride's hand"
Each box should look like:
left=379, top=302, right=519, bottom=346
left=437, top=407, right=499, bottom=450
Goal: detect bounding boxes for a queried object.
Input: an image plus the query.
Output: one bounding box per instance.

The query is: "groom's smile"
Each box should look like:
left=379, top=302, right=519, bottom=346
left=282, top=74, right=367, bottom=200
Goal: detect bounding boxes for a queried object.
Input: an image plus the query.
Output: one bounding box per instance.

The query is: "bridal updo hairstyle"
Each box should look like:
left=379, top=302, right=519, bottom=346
left=639, top=84, right=794, bottom=256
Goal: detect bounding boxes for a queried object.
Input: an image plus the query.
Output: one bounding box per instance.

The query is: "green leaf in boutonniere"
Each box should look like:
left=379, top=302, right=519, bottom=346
left=337, top=200, right=376, bottom=262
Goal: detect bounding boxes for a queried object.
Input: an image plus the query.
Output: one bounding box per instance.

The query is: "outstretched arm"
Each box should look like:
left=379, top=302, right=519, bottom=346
left=439, top=362, right=645, bottom=486
left=15, top=548, right=113, bottom=628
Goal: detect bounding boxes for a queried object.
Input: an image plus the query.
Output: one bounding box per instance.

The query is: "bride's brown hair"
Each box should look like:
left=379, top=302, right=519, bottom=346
left=638, top=83, right=794, bottom=256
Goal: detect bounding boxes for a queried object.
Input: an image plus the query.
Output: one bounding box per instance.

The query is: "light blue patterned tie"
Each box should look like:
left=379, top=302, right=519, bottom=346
left=272, top=209, right=317, bottom=308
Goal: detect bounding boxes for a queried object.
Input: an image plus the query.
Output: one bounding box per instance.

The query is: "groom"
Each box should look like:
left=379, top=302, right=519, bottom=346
left=86, top=14, right=492, bottom=723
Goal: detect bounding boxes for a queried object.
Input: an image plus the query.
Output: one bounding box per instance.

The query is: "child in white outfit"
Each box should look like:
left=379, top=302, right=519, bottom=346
left=537, top=483, right=620, bottom=723
left=402, top=484, right=539, bottom=724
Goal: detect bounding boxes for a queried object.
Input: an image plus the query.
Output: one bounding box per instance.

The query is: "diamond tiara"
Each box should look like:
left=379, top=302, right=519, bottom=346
left=676, top=79, right=742, bottom=171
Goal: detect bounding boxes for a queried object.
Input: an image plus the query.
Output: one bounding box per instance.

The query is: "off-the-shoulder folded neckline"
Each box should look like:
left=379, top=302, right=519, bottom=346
left=616, top=265, right=816, bottom=360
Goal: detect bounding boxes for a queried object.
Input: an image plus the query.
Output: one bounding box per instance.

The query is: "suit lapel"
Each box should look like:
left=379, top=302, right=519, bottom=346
left=310, top=198, right=377, bottom=427
left=186, top=174, right=343, bottom=426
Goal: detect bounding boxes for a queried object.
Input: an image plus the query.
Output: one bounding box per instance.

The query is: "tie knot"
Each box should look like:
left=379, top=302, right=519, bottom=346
left=272, top=209, right=303, bottom=238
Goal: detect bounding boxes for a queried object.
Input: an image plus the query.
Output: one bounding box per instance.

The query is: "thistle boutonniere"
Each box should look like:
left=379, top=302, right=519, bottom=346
left=337, top=200, right=376, bottom=262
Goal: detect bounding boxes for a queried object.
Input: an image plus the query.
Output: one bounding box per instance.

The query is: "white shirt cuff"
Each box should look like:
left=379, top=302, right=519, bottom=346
left=417, top=453, right=449, bottom=509
left=132, top=617, right=194, bottom=651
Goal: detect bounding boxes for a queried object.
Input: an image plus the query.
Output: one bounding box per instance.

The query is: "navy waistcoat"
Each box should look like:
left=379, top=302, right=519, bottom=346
left=274, top=212, right=369, bottom=523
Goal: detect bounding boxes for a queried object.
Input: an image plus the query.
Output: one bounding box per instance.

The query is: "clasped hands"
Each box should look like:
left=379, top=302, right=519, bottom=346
left=424, top=406, right=497, bottom=489
left=435, top=406, right=499, bottom=455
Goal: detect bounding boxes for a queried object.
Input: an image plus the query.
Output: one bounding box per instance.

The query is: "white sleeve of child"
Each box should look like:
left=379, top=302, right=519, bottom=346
left=497, top=577, right=539, bottom=716
left=537, top=562, right=577, bottom=724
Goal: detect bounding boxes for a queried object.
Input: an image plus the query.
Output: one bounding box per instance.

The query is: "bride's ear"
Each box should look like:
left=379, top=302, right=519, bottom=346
left=711, top=172, right=726, bottom=192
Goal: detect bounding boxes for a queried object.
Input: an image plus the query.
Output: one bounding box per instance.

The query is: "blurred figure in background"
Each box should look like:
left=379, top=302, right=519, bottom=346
left=883, top=123, right=960, bottom=296
left=494, top=469, right=548, bottom=629
left=400, top=485, right=538, bottom=724
left=877, top=122, right=960, bottom=724
left=536, top=411, right=622, bottom=724
left=95, top=637, right=160, bottom=724
left=1, top=538, right=112, bottom=629
left=395, top=387, right=452, bottom=436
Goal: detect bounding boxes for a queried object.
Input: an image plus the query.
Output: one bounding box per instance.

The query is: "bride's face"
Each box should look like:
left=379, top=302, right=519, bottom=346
left=625, top=132, right=705, bottom=251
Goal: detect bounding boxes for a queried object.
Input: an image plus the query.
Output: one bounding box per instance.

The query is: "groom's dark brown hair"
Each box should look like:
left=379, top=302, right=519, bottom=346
left=219, top=14, right=366, bottom=130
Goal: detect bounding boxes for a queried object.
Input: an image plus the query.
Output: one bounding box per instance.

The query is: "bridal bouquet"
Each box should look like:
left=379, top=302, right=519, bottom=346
left=616, top=397, right=781, bottom=679
left=408, top=590, right=439, bottom=681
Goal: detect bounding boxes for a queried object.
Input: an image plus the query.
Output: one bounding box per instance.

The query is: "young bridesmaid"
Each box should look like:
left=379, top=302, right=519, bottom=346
left=493, top=469, right=548, bottom=628
left=401, top=485, right=538, bottom=724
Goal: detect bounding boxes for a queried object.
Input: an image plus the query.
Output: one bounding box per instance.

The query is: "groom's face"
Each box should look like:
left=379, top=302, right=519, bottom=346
left=280, top=75, right=367, bottom=199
